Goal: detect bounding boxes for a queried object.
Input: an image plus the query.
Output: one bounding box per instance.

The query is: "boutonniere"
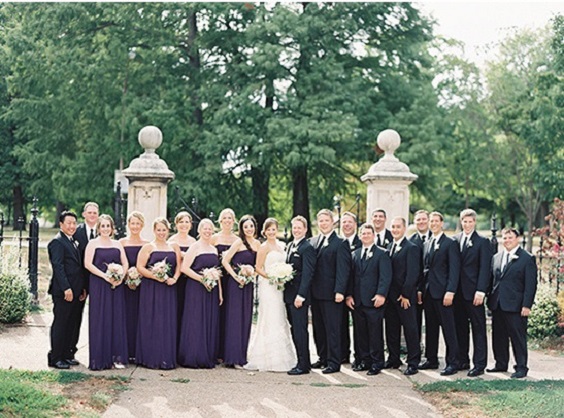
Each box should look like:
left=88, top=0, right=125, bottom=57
left=290, top=246, right=298, bottom=254
left=322, top=239, right=329, bottom=248
left=434, top=241, right=440, bottom=251
left=384, top=239, right=390, bottom=246
left=350, top=244, right=356, bottom=251
left=366, top=251, right=374, bottom=259
left=467, top=240, right=473, bottom=248
left=510, top=254, right=519, bottom=261
left=395, top=245, right=402, bottom=253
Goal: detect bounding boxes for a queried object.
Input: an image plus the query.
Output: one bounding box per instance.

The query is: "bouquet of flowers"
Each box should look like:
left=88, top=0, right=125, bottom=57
left=201, top=267, right=222, bottom=292
left=151, top=258, right=171, bottom=282
left=105, top=263, right=125, bottom=289
left=236, top=264, right=256, bottom=288
left=126, top=266, right=142, bottom=289
left=267, top=262, right=294, bottom=291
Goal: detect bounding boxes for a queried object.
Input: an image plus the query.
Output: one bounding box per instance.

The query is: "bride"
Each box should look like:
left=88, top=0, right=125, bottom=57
left=245, top=218, right=296, bottom=371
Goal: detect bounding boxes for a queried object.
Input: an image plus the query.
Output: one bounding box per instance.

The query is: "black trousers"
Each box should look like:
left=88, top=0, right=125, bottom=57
left=51, top=295, right=83, bottom=363
left=352, top=305, right=385, bottom=368
left=491, top=309, right=529, bottom=372
left=311, top=298, right=343, bottom=369
left=454, top=296, right=488, bottom=369
left=385, top=299, right=421, bottom=367
left=423, top=294, right=459, bottom=368
left=340, top=306, right=354, bottom=362
left=286, top=303, right=311, bottom=370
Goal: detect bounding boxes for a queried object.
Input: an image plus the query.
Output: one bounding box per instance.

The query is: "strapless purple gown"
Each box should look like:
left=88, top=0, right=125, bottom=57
left=124, top=246, right=142, bottom=360
left=216, top=243, right=230, bottom=360
left=223, top=249, right=256, bottom=366
left=88, top=247, right=128, bottom=370
left=178, top=253, right=221, bottom=368
left=177, top=245, right=190, bottom=343
left=136, top=251, right=177, bottom=369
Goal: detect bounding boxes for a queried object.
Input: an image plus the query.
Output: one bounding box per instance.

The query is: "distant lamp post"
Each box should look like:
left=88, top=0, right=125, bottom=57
left=333, top=195, right=342, bottom=232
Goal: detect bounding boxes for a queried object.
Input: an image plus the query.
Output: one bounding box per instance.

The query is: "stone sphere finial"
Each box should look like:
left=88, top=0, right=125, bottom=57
left=138, top=126, right=163, bottom=153
left=377, top=129, right=401, bottom=161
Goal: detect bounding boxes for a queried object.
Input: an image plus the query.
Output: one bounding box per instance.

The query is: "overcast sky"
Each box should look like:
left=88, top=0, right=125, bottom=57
left=416, top=2, right=563, bottom=65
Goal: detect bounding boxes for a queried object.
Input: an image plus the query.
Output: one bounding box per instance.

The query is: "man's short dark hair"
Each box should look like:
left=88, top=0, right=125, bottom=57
left=59, top=211, right=77, bottom=223
left=501, top=227, right=520, bottom=237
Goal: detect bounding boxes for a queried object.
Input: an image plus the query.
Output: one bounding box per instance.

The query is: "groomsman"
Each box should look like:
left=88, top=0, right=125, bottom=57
left=340, top=211, right=361, bottom=364
left=285, top=216, right=316, bottom=376
left=47, top=211, right=87, bottom=369
left=419, top=211, right=461, bottom=376
left=453, top=209, right=493, bottom=377
left=410, top=210, right=431, bottom=342
left=384, top=217, right=421, bottom=376
left=372, top=209, right=393, bottom=249
left=71, top=201, right=99, bottom=362
left=346, top=223, right=391, bottom=375
left=310, top=209, right=352, bottom=374
left=487, top=228, right=537, bottom=379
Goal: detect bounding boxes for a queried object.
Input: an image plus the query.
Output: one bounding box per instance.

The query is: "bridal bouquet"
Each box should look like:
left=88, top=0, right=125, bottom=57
left=106, top=263, right=125, bottom=289
left=151, top=258, right=171, bottom=282
left=201, top=267, right=222, bottom=292
left=237, top=264, right=256, bottom=288
left=126, top=266, right=142, bottom=289
left=267, top=262, right=294, bottom=291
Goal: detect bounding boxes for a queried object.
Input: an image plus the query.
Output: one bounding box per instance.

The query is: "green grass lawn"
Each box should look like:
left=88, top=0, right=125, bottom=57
left=418, top=379, right=564, bottom=418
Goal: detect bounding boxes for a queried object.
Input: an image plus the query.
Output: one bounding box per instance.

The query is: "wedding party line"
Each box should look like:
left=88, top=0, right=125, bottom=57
left=47, top=202, right=537, bottom=380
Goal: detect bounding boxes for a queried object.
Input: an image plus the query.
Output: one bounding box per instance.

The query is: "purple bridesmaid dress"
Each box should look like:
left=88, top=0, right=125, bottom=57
left=223, top=249, right=256, bottom=366
left=88, top=247, right=128, bottom=370
left=216, top=243, right=230, bottom=359
left=124, top=246, right=142, bottom=360
left=178, top=253, right=221, bottom=368
left=177, top=245, right=190, bottom=342
left=136, top=251, right=177, bottom=369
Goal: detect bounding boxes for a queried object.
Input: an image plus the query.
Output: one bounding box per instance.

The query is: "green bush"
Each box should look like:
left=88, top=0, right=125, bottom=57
left=0, top=272, right=31, bottom=324
left=528, top=287, right=561, bottom=340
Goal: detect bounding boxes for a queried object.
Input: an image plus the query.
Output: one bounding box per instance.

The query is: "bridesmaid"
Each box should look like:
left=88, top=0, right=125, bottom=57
left=135, top=217, right=181, bottom=370
left=178, top=218, right=223, bottom=368
left=168, top=211, right=196, bottom=339
left=84, top=214, right=129, bottom=370
left=119, top=211, right=149, bottom=362
left=221, top=215, right=260, bottom=367
left=211, top=208, right=238, bottom=360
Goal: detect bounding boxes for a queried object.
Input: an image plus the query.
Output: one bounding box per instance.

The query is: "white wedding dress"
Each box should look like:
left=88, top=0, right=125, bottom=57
left=244, top=246, right=296, bottom=372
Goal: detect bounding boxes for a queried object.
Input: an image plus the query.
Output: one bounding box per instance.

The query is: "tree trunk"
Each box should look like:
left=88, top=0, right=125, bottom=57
left=292, top=166, right=310, bottom=233
left=188, top=10, right=203, bottom=127
left=251, top=166, right=269, bottom=231
left=12, top=185, right=25, bottom=231
left=55, top=201, right=66, bottom=225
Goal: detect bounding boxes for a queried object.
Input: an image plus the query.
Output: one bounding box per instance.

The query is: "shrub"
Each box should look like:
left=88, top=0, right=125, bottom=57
left=528, top=287, right=561, bottom=340
left=0, top=245, right=31, bottom=324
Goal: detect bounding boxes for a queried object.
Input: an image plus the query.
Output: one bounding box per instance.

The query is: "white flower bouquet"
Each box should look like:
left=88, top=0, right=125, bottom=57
left=267, top=262, right=294, bottom=291
left=201, top=267, right=222, bottom=292
left=237, top=264, right=256, bottom=288
left=106, top=263, right=125, bottom=289
left=151, top=258, right=171, bottom=282
left=126, top=266, right=142, bottom=289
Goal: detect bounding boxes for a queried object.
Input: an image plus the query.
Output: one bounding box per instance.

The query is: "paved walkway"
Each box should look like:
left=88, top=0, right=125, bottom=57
left=1, top=309, right=562, bottom=418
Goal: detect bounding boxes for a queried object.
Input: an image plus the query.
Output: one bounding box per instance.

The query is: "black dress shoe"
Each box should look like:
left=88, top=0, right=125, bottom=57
left=418, top=360, right=439, bottom=370
left=467, top=368, right=484, bottom=377
left=403, top=366, right=418, bottom=376
left=459, top=362, right=470, bottom=370
left=383, top=360, right=402, bottom=369
left=322, top=366, right=339, bottom=374
left=486, top=367, right=508, bottom=373
left=52, top=360, right=70, bottom=370
left=287, top=367, right=310, bottom=376
left=65, top=359, right=79, bottom=366
left=440, top=366, right=457, bottom=376
left=367, top=366, right=381, bottom=376
left=341, top=358, right=351, bottom=364
left=311, top=360, right=327, bottom=369
left=352, top=362, right=369, bottom=372
left=510, top=370, right=527, bottom=379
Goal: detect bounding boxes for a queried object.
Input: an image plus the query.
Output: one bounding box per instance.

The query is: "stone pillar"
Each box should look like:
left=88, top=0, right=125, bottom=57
left=122, top=126, right=174, bottom=240
left=361, top=129, right=418, bottom=226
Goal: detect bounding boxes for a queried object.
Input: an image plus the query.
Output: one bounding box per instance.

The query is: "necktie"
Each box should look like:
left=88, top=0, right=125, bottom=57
left=461, top=236, right=468, bottom=251
left=390, top=243, right=397, bottom=257
left=376, top=235, right=382, bottom=247
left=362, top=248, right=368, bottom=261
left=502, top=252, right=510, bottom=271
left=421, top=234, right=426, bottom=243
left=319, top=236, right=326, bottom=250
left=89, top=228, right=95, bottom=240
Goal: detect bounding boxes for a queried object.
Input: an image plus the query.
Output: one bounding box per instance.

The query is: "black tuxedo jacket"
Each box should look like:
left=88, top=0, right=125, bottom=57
left=387, top=238, right=421, bottom=300
left=453, top=231, right=493, bottom=300
left=73, top=223, right=89, bottom=260
left=284, top=239, right=316, bottom=304
left=423, top=234, right=461, bottom=299
left=345, top=234, right=362, bottom=253
left=487, top=247, right=537, bottom=312
left=47, top=232, right=85, bottom=298
left=375, top=229, right=393, bottom=249
left=348, top=244, right=392, bottom=307
left=310, top=231, right=352, bottom=300
left=409, top=231, right=430, bottom=292
left=410, top=231, right=431, bottom=249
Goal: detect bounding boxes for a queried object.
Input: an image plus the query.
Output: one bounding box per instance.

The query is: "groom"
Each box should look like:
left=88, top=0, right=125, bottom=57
left=285, top=216, right=316, bottom=375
